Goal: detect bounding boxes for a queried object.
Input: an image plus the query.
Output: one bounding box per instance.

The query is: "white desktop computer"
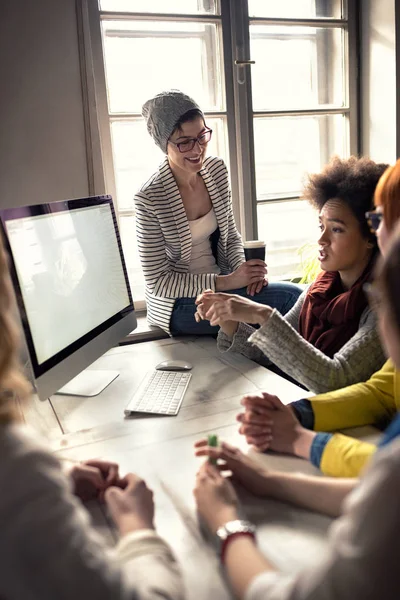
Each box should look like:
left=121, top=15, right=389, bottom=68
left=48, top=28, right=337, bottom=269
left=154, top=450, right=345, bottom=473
left=0, top=195, right=137, bottom=400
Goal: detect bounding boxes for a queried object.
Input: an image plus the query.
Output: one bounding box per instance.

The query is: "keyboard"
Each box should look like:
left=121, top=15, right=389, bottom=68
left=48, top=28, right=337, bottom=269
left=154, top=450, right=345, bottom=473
left=124, top=370, right=192, bottom=416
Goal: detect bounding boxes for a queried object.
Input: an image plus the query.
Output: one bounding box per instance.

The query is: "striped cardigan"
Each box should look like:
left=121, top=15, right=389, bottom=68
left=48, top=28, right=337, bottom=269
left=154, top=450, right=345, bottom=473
left=134, top=156, right=245, bottom=334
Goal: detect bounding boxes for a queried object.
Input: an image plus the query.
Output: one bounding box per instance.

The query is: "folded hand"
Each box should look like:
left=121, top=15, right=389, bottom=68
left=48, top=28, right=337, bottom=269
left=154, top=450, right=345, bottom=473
left=105, top=473, right=155, bottom=534
left=70, top=459, right=122, bottom=502
left=237, top=393, right=310, bottom=457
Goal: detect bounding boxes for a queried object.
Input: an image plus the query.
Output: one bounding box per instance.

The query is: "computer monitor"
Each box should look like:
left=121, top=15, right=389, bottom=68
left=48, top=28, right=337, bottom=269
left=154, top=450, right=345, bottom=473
left=0, top=195, right=137, bottom=400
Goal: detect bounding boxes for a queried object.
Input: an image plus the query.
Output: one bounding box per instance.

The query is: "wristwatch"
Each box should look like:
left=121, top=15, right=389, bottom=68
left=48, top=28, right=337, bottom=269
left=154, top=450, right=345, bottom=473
left=215, top=519, right=256, bottom=561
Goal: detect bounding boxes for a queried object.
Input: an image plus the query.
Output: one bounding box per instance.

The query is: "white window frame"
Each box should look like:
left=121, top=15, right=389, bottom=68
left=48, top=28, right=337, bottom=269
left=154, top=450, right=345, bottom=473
left=77, top=0, right=359, bottom=309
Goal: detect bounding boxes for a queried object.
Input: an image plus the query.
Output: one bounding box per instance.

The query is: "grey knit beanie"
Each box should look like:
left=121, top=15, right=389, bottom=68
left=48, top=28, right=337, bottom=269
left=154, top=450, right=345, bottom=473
left=142, top=90, right=203, bottom=153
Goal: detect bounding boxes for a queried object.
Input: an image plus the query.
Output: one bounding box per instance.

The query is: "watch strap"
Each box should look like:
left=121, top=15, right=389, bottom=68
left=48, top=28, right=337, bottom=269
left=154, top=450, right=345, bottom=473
left=215, top=520, right=256, bottom=563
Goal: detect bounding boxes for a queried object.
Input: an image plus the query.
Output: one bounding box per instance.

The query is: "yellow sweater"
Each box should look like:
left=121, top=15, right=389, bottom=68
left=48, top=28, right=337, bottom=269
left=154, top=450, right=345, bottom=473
left=310, top=360, right=400, bottom=477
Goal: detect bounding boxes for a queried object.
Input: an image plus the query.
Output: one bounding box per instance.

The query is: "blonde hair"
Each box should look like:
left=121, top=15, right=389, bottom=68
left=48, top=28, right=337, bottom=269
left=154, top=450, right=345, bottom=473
left=374, top=158, right=400, bottom=231
left=0, top=234, right=31, bottom=424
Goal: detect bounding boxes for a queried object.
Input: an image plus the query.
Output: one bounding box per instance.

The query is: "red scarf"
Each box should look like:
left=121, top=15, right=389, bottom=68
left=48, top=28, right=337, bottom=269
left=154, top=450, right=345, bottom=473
left=298, top=256, right=376, bottom=359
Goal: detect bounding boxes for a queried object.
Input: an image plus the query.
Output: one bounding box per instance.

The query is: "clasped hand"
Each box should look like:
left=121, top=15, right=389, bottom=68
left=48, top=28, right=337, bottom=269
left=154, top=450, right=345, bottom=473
left=69, top=460, right=154, bottom=533
left=237, top=392, right=312, bottom=457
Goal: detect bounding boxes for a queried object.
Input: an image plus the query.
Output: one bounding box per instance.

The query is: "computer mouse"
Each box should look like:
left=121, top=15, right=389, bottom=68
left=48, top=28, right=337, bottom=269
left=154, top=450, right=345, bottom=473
left=155, top=360, right=193, bottom=371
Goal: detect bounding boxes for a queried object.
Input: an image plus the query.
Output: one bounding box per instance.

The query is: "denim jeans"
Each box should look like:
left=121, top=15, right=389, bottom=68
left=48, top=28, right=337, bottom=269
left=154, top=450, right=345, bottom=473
left=169, top=281, right=303, bottom=336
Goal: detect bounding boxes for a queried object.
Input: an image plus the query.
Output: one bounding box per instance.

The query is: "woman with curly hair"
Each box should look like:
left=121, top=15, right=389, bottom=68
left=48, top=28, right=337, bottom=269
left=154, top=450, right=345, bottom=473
left=0, top=238, right=183, bottom=597
left=234, top=157, right=400, bottom=478
left=196, top=156, right=388, bottom=394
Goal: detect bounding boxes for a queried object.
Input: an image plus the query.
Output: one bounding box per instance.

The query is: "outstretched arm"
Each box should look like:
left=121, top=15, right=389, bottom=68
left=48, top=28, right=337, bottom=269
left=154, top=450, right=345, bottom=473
left=194, top=440, right=356, bottom=518
left=249, top=307, right=385, bottom=393
left=194, top=447, right=358, bottom=600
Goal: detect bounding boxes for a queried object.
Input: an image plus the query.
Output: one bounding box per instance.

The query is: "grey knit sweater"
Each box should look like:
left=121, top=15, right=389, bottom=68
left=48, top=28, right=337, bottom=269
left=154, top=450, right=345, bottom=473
left=217, top=291, right=386, bottom=394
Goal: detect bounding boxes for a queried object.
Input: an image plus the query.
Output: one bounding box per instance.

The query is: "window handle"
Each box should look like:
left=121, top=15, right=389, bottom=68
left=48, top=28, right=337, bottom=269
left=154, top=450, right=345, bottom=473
left=235, top=60, right=255, bottom=84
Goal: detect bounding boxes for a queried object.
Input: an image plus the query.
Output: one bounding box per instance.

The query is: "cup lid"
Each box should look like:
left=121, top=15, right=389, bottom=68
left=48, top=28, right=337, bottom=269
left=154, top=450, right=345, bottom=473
left=243, top=240, right=266, bottom=248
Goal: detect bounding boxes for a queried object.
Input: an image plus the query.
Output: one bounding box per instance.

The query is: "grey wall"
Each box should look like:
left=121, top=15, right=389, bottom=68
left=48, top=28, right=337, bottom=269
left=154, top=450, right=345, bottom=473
left=360, top=0, right=397, bottom=163
left=0, top=0, right=89, bottom=209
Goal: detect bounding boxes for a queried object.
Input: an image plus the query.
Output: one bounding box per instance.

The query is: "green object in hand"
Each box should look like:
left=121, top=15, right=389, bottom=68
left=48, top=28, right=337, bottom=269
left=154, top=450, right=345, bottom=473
left=208, top=434, right=218, bottom=465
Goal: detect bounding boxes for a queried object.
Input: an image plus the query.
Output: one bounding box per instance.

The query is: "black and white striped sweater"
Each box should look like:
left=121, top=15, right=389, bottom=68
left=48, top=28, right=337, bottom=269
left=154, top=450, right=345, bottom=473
left=134, top=156, right=245, bottom=334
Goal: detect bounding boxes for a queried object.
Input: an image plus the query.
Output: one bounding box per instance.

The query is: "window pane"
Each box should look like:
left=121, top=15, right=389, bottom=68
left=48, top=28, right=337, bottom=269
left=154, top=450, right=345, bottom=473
left=248, top=0, right=343, bottom=19
left=119, top=214, right=145, bottom=305
left=100, top=0, right=220, bottom=15
left=254, top=114, right=347, bottom=200
left=250, top=26, right=344, bottom=110
left=257, top=201, right=319, bottom=280
left=102, top=20, right=224, bottom=112
left=111, top=117, right=229, bottom=210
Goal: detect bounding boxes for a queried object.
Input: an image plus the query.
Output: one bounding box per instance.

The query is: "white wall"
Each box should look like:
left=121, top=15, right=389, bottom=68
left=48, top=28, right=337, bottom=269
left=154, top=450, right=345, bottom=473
left=0, top=0, right=89, bottom=209
left=361, top=0, right=397, bottom=163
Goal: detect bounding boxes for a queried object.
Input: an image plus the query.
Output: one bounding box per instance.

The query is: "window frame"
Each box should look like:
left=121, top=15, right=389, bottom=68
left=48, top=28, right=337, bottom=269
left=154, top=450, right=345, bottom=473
left=78, top=0, right=359, bottom=307
left=227, top=0, right=359, bottom=239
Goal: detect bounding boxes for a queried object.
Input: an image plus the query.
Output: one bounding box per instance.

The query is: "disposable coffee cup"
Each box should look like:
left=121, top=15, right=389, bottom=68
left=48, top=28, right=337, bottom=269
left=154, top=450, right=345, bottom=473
left=244, top=240, right=266, bottom=262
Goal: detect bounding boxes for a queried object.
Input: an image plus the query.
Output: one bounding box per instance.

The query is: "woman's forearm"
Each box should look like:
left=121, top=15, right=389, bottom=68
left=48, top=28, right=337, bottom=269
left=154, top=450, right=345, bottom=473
left=223, top=536, right=276, bottom=599
left=262, top=471, right=357, bottom=518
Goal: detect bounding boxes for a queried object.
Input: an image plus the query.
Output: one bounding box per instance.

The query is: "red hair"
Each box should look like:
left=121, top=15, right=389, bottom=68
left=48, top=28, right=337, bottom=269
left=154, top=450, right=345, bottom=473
left=374, top=158, right=400, bottom=231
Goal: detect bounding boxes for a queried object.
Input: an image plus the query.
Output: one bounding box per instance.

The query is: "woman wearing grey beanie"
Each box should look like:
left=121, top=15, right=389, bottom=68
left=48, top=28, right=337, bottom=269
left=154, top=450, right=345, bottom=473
left=135, top=90, right=302, bottom=335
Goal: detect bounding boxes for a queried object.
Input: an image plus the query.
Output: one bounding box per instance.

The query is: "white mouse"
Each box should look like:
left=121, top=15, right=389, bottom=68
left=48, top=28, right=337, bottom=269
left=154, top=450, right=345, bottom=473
left=155, top=360, right=193, bottom=371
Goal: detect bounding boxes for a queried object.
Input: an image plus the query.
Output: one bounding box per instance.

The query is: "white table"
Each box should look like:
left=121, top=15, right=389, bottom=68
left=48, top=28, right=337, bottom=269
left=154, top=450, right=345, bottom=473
left=22, top=336, right=378, bottom=599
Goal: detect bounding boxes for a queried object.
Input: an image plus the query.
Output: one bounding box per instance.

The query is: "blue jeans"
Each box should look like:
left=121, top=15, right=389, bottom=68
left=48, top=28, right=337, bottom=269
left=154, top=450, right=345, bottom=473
left=169, top=281, right=303, bottom=336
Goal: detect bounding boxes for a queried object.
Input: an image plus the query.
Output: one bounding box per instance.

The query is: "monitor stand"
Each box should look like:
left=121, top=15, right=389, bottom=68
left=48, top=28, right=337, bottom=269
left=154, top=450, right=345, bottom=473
left=55, top=370, right=120, bottom=397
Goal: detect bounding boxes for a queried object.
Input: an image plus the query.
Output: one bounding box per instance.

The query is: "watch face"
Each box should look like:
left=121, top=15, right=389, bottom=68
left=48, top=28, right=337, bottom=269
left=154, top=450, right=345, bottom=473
left=226, top=521, right=239, bottom=535
left=216, top=520, right=256, bottom=541
left=215, top=520, right=256, bottom=560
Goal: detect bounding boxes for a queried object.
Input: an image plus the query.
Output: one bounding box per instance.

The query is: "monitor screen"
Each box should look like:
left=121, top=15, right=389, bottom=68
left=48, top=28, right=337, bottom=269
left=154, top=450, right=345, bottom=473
left=0, top=195, right=136, bottom=398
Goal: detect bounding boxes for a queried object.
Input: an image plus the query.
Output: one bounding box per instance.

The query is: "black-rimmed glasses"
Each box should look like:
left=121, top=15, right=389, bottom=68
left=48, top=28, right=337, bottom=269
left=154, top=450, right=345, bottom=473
left=169, top=128, right=212, bottom=153
left=365, top=210, right=383, bottom=233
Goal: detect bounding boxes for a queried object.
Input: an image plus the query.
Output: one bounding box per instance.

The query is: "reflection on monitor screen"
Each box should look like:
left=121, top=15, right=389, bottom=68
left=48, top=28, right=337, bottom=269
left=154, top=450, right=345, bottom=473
left=1, top=196, right=137, bottom=400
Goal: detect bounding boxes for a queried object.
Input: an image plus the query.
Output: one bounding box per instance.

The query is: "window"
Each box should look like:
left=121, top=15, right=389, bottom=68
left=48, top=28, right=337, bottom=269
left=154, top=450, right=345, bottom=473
left=82, top=0, right=357, bottom=303
left=246, top=0, right=354, bottom=278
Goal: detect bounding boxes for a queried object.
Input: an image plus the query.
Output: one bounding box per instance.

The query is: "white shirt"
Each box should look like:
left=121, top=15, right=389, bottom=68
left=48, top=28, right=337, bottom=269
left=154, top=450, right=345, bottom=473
left=246, top=437, right=400, bottom=600
left=188, top=208, right=221, bottom=275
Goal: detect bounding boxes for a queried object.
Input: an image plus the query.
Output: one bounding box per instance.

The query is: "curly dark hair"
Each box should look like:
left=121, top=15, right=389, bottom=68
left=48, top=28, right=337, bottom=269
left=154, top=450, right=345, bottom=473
left=302, top=156, right=389, bottom=242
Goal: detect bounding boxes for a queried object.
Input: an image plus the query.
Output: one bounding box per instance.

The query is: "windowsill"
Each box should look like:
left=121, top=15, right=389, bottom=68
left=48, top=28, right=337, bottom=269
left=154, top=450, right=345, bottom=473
left=120, top=312, right=169, bottom=344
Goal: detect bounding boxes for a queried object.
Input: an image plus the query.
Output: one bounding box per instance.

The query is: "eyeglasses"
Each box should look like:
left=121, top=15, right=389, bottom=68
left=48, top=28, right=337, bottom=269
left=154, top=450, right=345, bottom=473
left=169, top=129, right=212, bottom=153
left=363, top=282, right=382, bottom=312
left=365, top=210, right=383, bottom=233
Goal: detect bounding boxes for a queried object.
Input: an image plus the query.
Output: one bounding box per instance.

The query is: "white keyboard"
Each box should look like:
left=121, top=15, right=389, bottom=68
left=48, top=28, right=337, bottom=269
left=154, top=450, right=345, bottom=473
left=124, top=370, right=192, bottom=416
